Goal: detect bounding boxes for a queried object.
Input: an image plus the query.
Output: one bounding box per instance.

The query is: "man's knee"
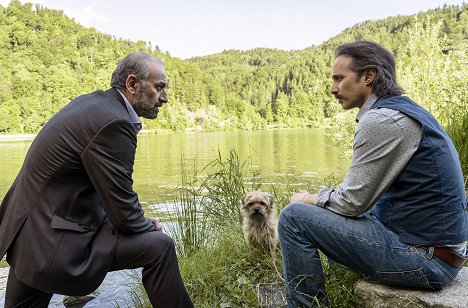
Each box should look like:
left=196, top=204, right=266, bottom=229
left=279, top=203, right=335, bottom=238
left=152, top=232, right=176, bottom=254
left=279, top=203, right=323, bottom=224
left=134, top=231, right=177, bottom=262
left=163, top=234, right=175, bottom=251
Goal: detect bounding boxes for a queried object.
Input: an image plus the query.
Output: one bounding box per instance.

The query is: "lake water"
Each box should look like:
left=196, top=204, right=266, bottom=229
left=0, top=128, right=350, bottom=207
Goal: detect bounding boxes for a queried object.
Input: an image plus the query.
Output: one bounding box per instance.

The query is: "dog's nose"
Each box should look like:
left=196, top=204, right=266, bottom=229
left=254, top=208, right=260, bottom=213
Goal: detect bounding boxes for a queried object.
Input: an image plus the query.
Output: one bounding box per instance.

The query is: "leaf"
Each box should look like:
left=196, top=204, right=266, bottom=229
left=236, top=274, right=249, bottom=285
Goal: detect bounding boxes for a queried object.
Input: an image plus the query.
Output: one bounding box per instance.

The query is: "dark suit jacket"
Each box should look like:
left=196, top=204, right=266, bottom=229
left=0, top=88, right=155, bottom=295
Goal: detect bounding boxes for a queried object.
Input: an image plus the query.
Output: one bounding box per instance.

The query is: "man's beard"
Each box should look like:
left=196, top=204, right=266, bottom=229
left=133, top=89, right=159, bottom=119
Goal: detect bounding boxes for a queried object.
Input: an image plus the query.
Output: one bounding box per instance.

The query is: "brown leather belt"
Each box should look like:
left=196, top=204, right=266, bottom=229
left=420, top=246, right=468, bottom=268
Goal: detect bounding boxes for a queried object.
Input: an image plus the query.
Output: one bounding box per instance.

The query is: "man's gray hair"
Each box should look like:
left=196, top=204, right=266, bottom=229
left=110, top=52, right=162, bottom=90
left=335, top=41, right=404, bottom=96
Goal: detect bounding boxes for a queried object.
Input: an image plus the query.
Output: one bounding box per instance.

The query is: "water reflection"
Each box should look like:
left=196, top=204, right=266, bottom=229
left=0, top=128, right=350, bottom=205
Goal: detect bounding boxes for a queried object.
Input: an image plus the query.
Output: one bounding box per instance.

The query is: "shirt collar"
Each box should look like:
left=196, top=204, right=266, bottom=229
left=117, top=90, right=142, bottom=133
left=356, top=93, right=379, bottom=123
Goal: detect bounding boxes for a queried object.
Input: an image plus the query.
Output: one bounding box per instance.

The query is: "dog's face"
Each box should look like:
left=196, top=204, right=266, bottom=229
left=241, top=191, right=274, bottom=219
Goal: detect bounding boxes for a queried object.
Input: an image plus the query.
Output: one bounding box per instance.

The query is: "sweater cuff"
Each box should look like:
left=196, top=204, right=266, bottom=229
left=315, top=188, right=334, bottom=208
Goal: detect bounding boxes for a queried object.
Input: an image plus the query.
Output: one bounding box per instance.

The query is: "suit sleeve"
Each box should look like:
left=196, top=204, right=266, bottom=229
left=81, top=118, right=155, bottom=233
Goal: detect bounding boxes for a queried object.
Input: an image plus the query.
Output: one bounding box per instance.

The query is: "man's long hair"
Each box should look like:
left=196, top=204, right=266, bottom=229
left=335, top=41, right=404, bottom=96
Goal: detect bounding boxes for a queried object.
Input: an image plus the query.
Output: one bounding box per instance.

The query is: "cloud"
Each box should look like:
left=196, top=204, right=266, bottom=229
left=61, top=3, right=110, bottom=28
left=0, top=0, right=110, bottom=28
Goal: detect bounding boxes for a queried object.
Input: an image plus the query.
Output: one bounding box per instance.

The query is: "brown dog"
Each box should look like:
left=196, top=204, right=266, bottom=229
left=240, top=191, right=278, bottom=252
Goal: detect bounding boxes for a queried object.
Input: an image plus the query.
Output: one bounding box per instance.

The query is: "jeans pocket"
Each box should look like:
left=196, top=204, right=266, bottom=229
left=373, top=267, right=432, bottom=289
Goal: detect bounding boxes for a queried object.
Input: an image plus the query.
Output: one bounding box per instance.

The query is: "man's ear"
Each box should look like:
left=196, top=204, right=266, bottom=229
left=125, top=74, right=139, bottom=95
left=364, top=68, right=377, bottom=85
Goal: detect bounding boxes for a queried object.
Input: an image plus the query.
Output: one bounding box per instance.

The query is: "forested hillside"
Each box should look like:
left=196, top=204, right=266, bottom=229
left=189, top=4, right=466, bottom=127
left=0, top=0, right=214, bottom=133
left=0, top=1, right=466, bottom=134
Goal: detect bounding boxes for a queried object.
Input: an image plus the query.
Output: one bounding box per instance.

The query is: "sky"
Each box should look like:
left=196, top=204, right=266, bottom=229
left=0, top=0, right=465, bottom=59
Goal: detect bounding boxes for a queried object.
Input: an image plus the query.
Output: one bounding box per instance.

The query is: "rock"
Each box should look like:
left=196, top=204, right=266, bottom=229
left=62, top=294, right=97, bottom=307
left=256, top=282, right=287, bottom=308
left=354, top=267, right=468, bottom=308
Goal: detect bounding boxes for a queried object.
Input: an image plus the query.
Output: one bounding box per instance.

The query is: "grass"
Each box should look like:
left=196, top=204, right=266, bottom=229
left=163, top=152, right=211, bottom=256
left=178, top=225, right=279, bottom=307
left=167, top=148, right=284, bottom=307
left=129, top=148, right=360, bottom=307
left=322, top=261, right=362, bottom=308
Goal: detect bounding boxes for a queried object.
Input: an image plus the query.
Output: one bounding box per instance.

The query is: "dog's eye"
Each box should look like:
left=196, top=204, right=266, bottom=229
left=258, top=201, right=266, bottom=205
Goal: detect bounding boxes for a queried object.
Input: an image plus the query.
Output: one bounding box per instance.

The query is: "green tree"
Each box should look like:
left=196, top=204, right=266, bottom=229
left=273, top=92, right=289, bottom=124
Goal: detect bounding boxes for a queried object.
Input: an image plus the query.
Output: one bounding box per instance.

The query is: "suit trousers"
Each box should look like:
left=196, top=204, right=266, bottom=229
left=5, top=230, right=193, bottom=308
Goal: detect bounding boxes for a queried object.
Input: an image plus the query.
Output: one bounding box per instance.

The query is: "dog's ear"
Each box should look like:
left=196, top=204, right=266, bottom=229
left=266, top=193, right=274, bottom=207
left=240, top=194, right=247, bottom=206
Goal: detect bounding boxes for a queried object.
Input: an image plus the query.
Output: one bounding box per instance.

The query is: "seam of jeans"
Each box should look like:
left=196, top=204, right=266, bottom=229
left=416, top=248, right=455, bottom=281
left=281, top=213, right=326, bottom=302
left=280, top=214, right=296, bottom=293
left=415, top=247, right=456, bottom=280
left=373, top=267, right=432, bottom=289
left=296, top=214, right=394, bottom=250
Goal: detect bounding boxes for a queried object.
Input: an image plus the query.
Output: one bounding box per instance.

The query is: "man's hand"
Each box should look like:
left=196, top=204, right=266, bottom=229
left=289, top=190, right=317, bottom=205
left=148, top=217, right=163, bottom=231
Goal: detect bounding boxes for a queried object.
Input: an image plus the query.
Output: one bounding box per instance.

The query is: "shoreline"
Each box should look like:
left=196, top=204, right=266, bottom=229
left=0, top=126, right=322, bottom=142
left=0, top=134, right=37, bottom=142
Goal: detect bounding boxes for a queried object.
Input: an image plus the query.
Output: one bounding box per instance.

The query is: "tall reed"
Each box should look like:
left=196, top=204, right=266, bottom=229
left=199, top=148, right=261, bottom=228
left=163, top=152, right=210, bottom=256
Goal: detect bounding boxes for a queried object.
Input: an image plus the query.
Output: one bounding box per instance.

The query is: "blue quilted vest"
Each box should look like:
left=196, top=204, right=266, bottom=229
left=371, top=95, right=468, bottom=245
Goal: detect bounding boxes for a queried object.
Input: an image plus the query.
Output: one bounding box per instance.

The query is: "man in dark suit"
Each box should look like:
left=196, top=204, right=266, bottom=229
left=0, top=52, right=194, bottom=307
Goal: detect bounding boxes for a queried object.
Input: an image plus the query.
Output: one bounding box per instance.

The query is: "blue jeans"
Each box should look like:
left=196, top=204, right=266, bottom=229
left=278, top=203, right=462, bottom=308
